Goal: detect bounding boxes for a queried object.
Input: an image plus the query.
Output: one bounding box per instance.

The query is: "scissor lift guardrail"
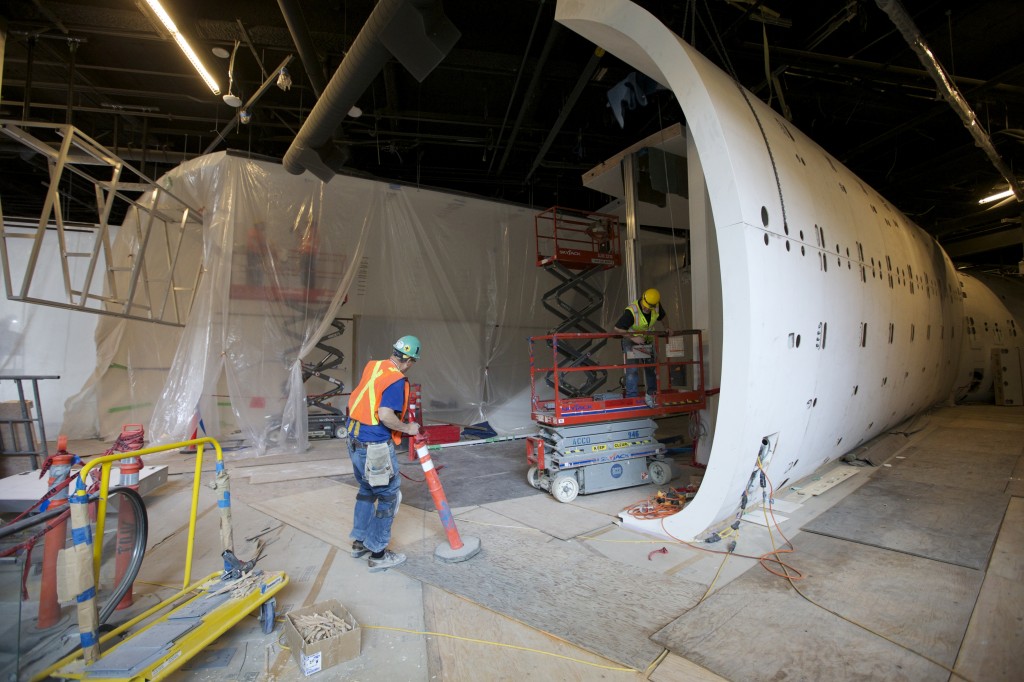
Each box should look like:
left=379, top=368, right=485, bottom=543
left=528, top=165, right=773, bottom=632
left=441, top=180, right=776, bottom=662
left=525, top=330, right=707, bottom=502
left=528, top=330, right=706, bottom=426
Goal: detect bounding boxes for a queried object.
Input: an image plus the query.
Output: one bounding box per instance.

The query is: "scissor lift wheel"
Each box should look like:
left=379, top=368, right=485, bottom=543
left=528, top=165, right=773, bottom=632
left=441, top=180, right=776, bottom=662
left=551, top=473, right=580, bottom=503
left=527, top=466, right=542, bottom=489
left=648, top=459, right=673, bottom=486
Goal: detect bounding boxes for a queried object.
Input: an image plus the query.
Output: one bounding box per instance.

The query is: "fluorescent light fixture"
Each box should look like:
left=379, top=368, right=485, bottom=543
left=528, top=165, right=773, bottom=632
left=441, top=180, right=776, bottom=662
left=978, top=187, right=1014, bottom=204
left=144, top=0, right=221, bottom=95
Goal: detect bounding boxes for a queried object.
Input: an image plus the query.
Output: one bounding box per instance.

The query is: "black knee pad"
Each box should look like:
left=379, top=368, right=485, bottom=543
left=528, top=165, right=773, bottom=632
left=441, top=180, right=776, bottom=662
left=374, top=492, right=398, bottom=518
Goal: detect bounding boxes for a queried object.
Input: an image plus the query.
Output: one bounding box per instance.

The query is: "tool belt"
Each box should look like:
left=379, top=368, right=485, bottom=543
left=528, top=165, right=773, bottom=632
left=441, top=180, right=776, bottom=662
left=364, top=441, right=394, bottom=486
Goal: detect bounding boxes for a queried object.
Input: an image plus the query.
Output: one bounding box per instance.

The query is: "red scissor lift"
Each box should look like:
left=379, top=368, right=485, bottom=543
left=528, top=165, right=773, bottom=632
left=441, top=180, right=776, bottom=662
left=526, top=205, right=707, bottom=502
left=534, top=206, right=621, bottom=398
left=525, top=330, right=707, bottom=502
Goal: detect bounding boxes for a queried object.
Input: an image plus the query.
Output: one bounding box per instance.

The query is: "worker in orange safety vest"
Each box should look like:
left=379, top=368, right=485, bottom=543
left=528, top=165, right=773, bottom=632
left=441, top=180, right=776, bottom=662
left=344, top=335, right=422, bottom=572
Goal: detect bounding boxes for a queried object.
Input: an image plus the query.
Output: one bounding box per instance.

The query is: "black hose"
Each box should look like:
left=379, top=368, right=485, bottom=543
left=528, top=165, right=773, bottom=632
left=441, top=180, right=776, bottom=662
left=98, top=487, right=149, bottom=624
left=0, top=487, right=149, bottom=625
left=0, top=501, right=70, bottom=541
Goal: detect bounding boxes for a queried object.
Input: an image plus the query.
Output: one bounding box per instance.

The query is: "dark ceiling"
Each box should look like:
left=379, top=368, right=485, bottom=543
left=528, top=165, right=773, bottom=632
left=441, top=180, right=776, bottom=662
left=2, top=0, right=1023, bottom=267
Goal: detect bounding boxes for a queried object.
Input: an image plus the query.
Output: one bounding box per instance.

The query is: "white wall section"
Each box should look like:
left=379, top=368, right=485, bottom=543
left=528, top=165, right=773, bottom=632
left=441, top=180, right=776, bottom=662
left=556, top=0, right=1024, bottom=540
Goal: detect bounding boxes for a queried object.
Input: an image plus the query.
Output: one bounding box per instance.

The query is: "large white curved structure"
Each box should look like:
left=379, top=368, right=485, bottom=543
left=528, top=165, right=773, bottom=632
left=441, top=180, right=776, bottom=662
left=557, top=0, right=1023, bottom=540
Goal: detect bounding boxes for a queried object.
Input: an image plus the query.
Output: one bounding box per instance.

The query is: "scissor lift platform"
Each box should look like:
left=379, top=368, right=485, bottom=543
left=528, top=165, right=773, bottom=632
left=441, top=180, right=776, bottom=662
left=526, top=331, right=707, bottom=502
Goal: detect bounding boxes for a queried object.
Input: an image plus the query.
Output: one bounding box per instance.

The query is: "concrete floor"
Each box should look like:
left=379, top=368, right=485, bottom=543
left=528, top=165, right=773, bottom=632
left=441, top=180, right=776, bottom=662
left=3, top=404, right=1022, bottom=681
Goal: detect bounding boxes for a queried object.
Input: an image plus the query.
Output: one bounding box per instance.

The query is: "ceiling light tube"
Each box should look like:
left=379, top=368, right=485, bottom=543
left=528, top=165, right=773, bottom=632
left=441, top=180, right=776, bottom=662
left=144, top=0, right=221, bottom=95
left=979, top=188, right=1014, bottom=205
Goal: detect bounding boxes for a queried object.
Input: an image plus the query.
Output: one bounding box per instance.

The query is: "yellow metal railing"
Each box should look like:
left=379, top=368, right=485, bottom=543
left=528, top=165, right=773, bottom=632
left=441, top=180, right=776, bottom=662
left=74, top=436, right=226, bottom=590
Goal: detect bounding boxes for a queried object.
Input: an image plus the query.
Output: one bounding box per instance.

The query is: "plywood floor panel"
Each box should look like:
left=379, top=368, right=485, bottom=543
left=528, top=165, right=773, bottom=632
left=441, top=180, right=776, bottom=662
left=883, top=444, right=1019, bottom=494
left=401, top=522, right=704, bottom=671
left=246, top=459, right=352, bottom=485
left=649, top=653, right=728, bottom=682
left=652, top=533, right=981, bottom=682
left=907, top=425, right=1024, bottom=456
left=802, top=475, right=1008, bottom=569
left=480, top=494, right=614, bottom=541
left=422, top=584, right=644, bottom=681
left=953, top=575, right=1024, bottom=681
left=1006, top=455, right=1024, bottom=497
left=250, top=481, right=449, bottom=552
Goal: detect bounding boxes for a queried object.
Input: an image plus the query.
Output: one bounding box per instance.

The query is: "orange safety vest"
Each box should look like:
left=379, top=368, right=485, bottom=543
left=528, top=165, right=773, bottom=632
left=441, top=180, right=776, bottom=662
left=347, top=360, right=409, bottom=444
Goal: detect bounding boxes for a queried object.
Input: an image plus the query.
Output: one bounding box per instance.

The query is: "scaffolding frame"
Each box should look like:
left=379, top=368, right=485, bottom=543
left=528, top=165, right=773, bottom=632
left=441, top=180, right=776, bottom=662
left=0, top=121, right=204, bottom=327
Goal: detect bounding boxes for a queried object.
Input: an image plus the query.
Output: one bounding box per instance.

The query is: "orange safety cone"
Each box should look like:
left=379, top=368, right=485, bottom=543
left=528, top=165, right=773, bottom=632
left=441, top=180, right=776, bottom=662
left=408, top=406, right=480, bottom=563
left=37, top=437, right=73, bottom=629
left=111, top=424, right=145, bottom=610
left=113, top=457, right=142, bottom=609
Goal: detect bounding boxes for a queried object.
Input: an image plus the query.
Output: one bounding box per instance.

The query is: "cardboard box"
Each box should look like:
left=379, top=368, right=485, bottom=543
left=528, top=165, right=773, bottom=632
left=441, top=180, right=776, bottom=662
left=283, top=600, right=361, bottom=676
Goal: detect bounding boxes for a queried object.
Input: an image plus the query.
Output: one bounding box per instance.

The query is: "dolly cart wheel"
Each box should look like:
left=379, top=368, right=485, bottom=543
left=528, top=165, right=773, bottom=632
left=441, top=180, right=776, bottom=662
left=260, top=598, right=277, bottom=634
left=527, top=466, right=542, bottom=489
left=648, top=459, right=673, bottom=486
left=551, top=473, right=580, bottom=503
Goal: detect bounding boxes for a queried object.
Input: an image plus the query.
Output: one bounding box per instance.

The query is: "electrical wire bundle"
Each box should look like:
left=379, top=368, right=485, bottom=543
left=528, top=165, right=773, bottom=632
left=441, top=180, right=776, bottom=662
left=623, top=485, right=697, bottom=520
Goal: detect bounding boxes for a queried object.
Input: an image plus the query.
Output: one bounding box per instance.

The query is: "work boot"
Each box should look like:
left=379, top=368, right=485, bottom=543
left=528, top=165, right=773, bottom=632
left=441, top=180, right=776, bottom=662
left=367, top=549, right=406, bottom=572
left=351, top=540, right=370, bottom=559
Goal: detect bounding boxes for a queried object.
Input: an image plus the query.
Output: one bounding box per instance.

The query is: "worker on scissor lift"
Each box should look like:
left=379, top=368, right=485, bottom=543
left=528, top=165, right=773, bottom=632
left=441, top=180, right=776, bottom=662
left=345, top=335, right=422, bottom=572
left=614, top=288, right=667, bottom=402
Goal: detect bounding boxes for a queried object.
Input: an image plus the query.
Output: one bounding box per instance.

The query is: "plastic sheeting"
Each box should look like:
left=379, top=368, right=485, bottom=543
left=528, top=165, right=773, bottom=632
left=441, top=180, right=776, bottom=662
left=60, top=152, right=690, bottom=454
left=0, top=230, right=101, bottom=439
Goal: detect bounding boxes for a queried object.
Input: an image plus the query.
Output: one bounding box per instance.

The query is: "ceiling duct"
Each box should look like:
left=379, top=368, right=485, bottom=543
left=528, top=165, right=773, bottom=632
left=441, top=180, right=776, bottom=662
left=876, top=0, right=1023, bottom=203
left=276, top=0, right=327, bottom=97
left=282, top=0, right=460, bottom=182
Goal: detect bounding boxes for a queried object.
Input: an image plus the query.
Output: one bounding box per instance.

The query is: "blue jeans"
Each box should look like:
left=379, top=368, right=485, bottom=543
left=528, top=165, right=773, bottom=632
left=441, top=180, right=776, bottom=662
left=347, top=438, right=401, bottom=553
left=621, top=338, right=657, bottom=398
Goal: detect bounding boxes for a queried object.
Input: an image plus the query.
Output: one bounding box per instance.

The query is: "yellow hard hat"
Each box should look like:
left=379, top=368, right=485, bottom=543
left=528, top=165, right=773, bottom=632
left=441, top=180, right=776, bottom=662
left=641, top=288, right=660, bottom=307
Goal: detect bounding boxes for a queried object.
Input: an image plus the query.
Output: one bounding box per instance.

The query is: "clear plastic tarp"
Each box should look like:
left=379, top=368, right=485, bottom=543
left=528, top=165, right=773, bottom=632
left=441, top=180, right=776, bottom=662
left=55, top=152, right=689, bottom=454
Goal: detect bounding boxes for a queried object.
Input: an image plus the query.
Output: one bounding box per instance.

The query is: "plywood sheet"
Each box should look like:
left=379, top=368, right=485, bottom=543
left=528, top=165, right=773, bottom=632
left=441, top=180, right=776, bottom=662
left=401, top=522, right=705, bottom=672
left=954, top=573, right=1024, bottom=682
left=908, top=425, right=1024, bottom=457
left=652, top=533, right=981, bottom=681
left=422, top=584, right=644, bottom=681
left=1006, top=454, right=1024, bottom=497
left=987, top=497, right=1024, bottom=582
left=246, top=459, right=352, bottom=484
left=480, top=493, right=615, bottom=541
left=801, top=475, right=1007, bottom=570
left=944, top=407, right=1024, bottom=429
left=250, top=481, right=447, bottom=552
left=649, top=653, right=728, bottom=682
left=884, top=444, right=1019, bottom=494
left=788, top=464, right=860, bottom=499
left=954, top=497, right=1024, bottom=681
